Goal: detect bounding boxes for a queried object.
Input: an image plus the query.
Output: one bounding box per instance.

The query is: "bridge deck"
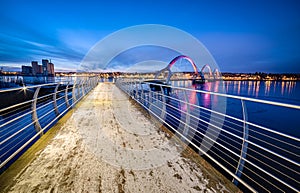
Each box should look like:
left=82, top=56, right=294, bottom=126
left=2, top=83, right=238, bottom=193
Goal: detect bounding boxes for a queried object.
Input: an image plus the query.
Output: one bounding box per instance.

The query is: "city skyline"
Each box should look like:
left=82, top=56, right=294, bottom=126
left=21, top=59, right=55, bottom=76
left=0, top=0, right=300, bottom=73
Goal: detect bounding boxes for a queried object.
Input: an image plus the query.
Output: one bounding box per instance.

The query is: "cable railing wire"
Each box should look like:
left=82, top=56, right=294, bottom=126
left=118, top=80, right=298, bottom=190
left=136, top=82, right=299, bottom=166
left=116, top=78, right=300, bottom=193
left=0, top=77, right=99, bottom=171
left=144, top=95, right=245, bottom=154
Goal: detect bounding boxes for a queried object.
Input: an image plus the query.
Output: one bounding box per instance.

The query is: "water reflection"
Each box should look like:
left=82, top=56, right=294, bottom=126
left=281, top=81, right=285, bottom=95
left=172, top=80, right=298, bottom=106
left=255, top=81, right=260, bottom=97
left=237, top=81, right=241, bottom=95
left=221, top=81, right=298, bottom=104
left=188, top=85, right=198, bottom=110
left=179, top=84, right=199, bottom=112
left=248, top=81, right=252, bottom=96
left=193, top=83, right=211, bottom=108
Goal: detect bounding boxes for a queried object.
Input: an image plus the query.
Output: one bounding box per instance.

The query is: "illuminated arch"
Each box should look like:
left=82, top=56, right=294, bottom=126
left=155, top=55, right=199, bottom=83
left=200, top=64, right=213, bottom=77
left=167, top=55, right=199, bottom=74
left=213, top=68, right=221, bottom=79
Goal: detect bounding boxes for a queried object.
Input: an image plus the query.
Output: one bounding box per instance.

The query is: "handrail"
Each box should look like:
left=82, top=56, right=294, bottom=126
left=0, top=81, right=70, bottom=93
left=116, top=78, right=300, bottom=193
left=0, top=76, right=99, bottom=172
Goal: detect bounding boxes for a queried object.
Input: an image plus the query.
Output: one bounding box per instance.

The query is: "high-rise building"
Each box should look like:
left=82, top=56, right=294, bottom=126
left=32, top=61, right=39, bottom=75
left=30, top=59, right=55, bottom=76
left=38, top=65, right=43, bottom=75
left=42, top=59, right=49, bottom=76
left=22, top=66, right=33, bottom=75
left=31, top=61, right=43, bottom=75
left=48, top=62, right=55, bottom=76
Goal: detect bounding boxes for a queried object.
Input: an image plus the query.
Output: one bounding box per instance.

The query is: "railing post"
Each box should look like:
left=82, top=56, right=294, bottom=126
left=87, top=77, right=90, bottom=92
left=128, top=81, right=131, bottom=95
left=87, top=78, right=90, bottom=92
left=182, top=90, right=191, bottom=142
left=130, top=81, right=133, bottom=96
left=53, top=84, right=60, bottom=116
left=81, top=79, right=85, bottom=96
left=65, top=83, right=70, bottom=108
left=72, top=79, right=77, bottom=105
left=140, top=80, right=145, bottom=105
left=91, top=77, right=94, bottom=89
left=77, top=80, right=82, bottom=98
left=85, top=78, right=88, bottom=93
left=159, top=85, right=167, bottom=121
left=32, top=86, right=43, bottom=136
left=233, top=99, right=249, bottom=185
left=88, top=78, right=91, bottom=91
left=135, top=81, right=138, bottom=99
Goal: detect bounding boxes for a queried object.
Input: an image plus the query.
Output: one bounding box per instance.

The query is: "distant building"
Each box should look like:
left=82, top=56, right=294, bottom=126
left=42, top=59, right=49, bottom=76
left=21, top=59, right=55, bottom=76
left=38, top=65, right=43, bottom=75
left=41, top=59, right=55, bottom=76
left=21, top=66, right=33, bottom=75
left=31, top=61, right=43, bottom=75
left=48, top=62, right=55, bottom=76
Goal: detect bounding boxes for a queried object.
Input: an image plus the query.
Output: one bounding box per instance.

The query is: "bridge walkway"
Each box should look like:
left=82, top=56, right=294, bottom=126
left=3, top=83, right=239, bottom=193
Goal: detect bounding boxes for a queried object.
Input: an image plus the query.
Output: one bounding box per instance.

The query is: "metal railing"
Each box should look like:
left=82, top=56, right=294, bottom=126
left=0, top=76, right=98, bottom=173
left=116, top=78, right=300, bottom=193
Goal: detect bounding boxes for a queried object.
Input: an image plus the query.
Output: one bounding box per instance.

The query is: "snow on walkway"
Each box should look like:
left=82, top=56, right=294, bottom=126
left=7, top=83, right=237, bottom=193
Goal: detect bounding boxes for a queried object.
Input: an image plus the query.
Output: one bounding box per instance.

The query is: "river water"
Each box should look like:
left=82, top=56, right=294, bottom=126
left=173, top=80, right=300, bottom=104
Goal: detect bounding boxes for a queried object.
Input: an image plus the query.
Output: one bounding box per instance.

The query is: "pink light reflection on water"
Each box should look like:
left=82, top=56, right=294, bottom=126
left=212, top=81, right=219, bottom=104
left=281, top=81, right=285, bottom=96
left=255, top=81, right=260, bottom=97
left=248, top=81, right=252, bottom=96
left=264, top=81, right=271, bottom=96
left=179, top=81, right=198, bottom=112
left=202, top=82, right=212, bottom=108
left=237, top=81, right=241, bottom=95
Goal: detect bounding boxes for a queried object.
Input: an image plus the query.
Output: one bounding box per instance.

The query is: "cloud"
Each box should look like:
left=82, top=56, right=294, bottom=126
left=0, top=15, right=85, bottom=70
left=0, top=32, right=85, bottom=68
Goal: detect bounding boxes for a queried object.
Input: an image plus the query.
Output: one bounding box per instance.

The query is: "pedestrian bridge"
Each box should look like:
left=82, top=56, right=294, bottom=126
left=0, top=77, right=299, bottom=192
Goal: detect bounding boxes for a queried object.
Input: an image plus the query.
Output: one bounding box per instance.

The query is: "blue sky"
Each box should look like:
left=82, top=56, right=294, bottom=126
left=0, top=0, right=300, bottom=73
